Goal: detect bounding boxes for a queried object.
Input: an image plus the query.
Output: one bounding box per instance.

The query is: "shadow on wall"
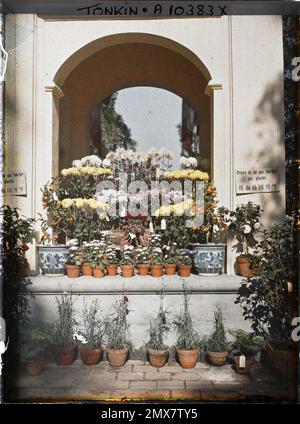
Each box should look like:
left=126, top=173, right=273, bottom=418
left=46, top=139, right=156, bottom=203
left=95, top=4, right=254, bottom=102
left=244, top=73, right=286, bottom=222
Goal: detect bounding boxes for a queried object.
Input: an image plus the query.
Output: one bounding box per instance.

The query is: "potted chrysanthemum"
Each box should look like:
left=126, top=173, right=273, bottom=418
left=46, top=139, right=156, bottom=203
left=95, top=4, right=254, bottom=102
left=136, top=247, right=151, bottom=276
left=163, top=242, right=178, bottom=276
left=120, top=245, right=135, bottom=278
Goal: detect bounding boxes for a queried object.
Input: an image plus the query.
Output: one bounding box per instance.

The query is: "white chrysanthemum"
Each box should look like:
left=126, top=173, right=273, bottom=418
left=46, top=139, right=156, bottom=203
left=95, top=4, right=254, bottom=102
left=242, top=224, right=252, bottom=234
left=254, top=222, right=261, bottom=230
left=102, top=158, right=111, bottom=168
left=188, top=157, right=198, bottom=168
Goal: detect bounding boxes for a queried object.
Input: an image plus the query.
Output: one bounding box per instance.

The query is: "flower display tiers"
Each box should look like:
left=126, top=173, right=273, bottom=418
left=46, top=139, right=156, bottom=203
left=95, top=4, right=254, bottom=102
left=24, top=273, right=248, bottom=360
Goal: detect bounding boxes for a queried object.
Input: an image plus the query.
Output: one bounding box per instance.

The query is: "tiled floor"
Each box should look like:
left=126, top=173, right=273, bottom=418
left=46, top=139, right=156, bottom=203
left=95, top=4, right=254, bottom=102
left=8, top=359, right=294, bottom=402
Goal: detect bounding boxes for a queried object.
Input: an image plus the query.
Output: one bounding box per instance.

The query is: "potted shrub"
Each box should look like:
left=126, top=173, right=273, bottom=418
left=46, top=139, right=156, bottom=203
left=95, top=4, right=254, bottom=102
left=229, top=329, right=264, bottom=374
left=136, top=247, right=151, bottom=276
left=81, top=242, right=93, bottom=276
left=229, top=202, right=263, bottom=277
left=53, top=293, right=77, bottom=365
left=150, top=253, right=164, bottom=277
left=120, top=245, right=135, bottom=278
left=178, top=254, right=192, bottom=277
left=106, top=245, right=119, bottom=276
left=163, top=242, right=178, bottom=276
left=104, top=295, right=131, bottom=367
left=90, top=240, right=107, bottom=278
left=235, top=217, right=294, bottom=379
left=173, top=286, right=202, bottom=368
left=145, top=293, right=170, bottom=368
left=66, top=245, right=81, bottom=278
left=189, top=183, right=229, bottom=275
left=76, top=299, right=105, bottom=365
left=22, top=324, right=52, bottom=376
left=206, top=305, right=229, bottom=366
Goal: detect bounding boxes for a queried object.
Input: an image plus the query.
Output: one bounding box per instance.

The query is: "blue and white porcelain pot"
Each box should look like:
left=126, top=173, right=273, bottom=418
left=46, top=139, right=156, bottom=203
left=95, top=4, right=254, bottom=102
left=190, top=244, right=226, bottom=276
left=37, top=244, right=69, bottom=276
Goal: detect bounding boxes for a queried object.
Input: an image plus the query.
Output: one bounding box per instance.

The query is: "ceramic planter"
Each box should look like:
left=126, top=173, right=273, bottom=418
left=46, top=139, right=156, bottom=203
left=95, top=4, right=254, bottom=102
left=82, top=262, right=93, bottom=276
left=37, top=244, right=69, bottom=276
left=147, top=348, right=169, bottom=368
left=164, top=264, right=177, bottom=276
left=178, top=264, right=192, bottom=277
left=24, top=358, right=44, bottom=376
left=121, top=264, right=134, bottom=278
left=107, top=264, right=118, bottom=276
left=80, top=347, right=102, bottom=365
left=93, top=266, right=106, bottom=278
left=106, top=347, right=129, bottom=367
left=137, top=264, right=150, bottom=276
left=55, top=345, right=78, bottom=366
left=176, top=348, right=199, bottom=369
left=207, top=351, right=228, bottom=366
left=190, top=243, right=226, bottom=276
left=150, top=264, right=164, bottom=277
left=66, top=264, right=81, bottom=278
left=236, top=256, right=257, bottom=278
left=233, top=355, right=254, bottom=374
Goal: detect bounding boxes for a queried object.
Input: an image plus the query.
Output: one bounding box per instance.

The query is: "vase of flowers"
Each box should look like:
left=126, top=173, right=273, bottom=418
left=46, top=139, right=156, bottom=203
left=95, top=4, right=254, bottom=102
left=104, top=295, right=131, bottom=367
left=173, top=286, right=202, bottom=368
left=76, top=300, right=104, bottom=365
left=136, top=247, right=150, bottom=276
left=206, top=305, right=229, bottom=366
left=229, top=202, right=262, bottom=277
left=53, top=293, right=77, bottom=365
left=163, top=242, right=178, bottom=276
left=120, top=245, right=135, bottom=278
left=146, top=293, right=170, bottom=368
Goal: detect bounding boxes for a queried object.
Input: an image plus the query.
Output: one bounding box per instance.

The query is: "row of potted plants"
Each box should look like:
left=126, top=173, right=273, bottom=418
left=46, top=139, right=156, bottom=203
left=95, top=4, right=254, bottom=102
left=23, top=288, right=264, bottom=376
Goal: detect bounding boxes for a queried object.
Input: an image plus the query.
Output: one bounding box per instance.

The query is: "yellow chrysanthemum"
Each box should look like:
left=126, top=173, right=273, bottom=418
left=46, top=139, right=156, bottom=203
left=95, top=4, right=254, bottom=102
left=74, top=198, right=84, bottom=208
left=61, top=198, right=73, bottom=208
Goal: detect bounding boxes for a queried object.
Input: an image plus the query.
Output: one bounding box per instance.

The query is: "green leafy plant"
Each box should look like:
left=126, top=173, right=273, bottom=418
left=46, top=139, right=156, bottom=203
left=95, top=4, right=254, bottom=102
left=163, top=242, right=179, bottom=264
left=173, top=286, right=202, bottom=350
left=178, top=254, right=192, bottom=265
left=89, top=240, right=107, bottom=269
left=229, top=329, right=264, bottom=356
left=21, top=323, right=52, bottom=359
left=104, top=295, right=131, bottom=350
left=235, top=217, right=294, bottom=344
left=53, top=293, right=76, bottom=348
left=146, top=293, right=170, bottom=350
left=136, top=247, right=151, bottom=264
left=79, top=300, right=105, bottom=349
left=206, top=305, right=229, bottom=352
left=105, top=244, right=119, bottom=265
left=67, top=246, right=82, bottom=266
left=120, top=245, right=135, bottom=265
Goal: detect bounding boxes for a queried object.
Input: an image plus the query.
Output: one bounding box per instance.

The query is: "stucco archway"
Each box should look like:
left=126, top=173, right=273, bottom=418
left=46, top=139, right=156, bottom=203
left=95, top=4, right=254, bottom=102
left=53, top=33, right=214, bottom=170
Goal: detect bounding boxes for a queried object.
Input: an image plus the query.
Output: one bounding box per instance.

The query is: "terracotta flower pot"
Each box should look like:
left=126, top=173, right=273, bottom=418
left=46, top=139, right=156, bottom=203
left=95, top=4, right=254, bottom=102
left=121, top=264, right=134, bottom=278
left=24, top=358, right=44, bottom=376
left=107, top=264, right=118, bottom=276
left=178, top=264, right=192, bottom=277
left=150, top=264, right=164, bottom=277
left=165, top=263, right=177, bottom=276
left=147, top=347, right=169, bottom=368
left=137, top=264, right=150, bottom=276
left=236, top=256, right=257, bottom=278
left=82, top=262, right=93, bottom=276
left=207, top=351, right=228, bottom=366
left=80, top=347, right=102, bottom=365
left=177, top=348, right=199, bottom=369
left=66, top=264, right=81, bottom=278
left=55, top=345, right=78, bottom=365
left=106, top=347, right=129, bottom=367
left=93, top=266, right=106, bottom=278
left=233, top=355, right=254, bottom=374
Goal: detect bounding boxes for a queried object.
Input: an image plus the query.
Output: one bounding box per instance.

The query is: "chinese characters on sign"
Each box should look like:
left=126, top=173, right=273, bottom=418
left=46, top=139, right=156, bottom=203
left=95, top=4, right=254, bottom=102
left=236, top=168, right=279, bottom=194
left=3, top=170, right=27, bottom=196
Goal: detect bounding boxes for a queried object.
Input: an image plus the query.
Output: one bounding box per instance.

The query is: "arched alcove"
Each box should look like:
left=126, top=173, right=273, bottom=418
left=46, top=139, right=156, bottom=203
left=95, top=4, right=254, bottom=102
left=54, top=33, right=212, bottom=171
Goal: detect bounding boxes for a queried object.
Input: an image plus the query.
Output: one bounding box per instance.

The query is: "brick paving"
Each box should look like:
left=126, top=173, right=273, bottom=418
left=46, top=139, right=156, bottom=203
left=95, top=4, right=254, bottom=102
left=10, top=359, right=293, bottom=402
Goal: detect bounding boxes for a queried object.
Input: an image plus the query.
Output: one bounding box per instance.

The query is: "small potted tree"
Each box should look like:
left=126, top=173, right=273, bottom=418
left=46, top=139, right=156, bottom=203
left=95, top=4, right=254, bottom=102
left=163, top=242, right=178, bottom=276
left=106, top=245, right=119, bottom=276
left=173, top=286, right=202, bottom=368
left=77, top=299, right=105, bottom=365
left=229, top=329, right=264, bottom=374
left=136, top=247, right=151, bottom=276
left=145, top=293, right=170, bottom=368
left=53, top=293, right=77, bottom=365
left=120, top=245, right=135, bottom=278
left=229, top=202, right=263, bottom=277
left=206, top=305, right=229, bottom=366
left=22, top=323, right=52, bottom=376
left=178, top=254, right=192, bottom=277
left=104, top=295, right=131, bottom=367
left=66, top=245, right=81, bottom=278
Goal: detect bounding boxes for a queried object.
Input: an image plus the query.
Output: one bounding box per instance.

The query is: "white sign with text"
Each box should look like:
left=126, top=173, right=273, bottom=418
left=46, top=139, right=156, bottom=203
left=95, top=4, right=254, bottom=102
left=236, top=167, right=279, bottom=194
left=3, top=170, right=27, bottom=196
